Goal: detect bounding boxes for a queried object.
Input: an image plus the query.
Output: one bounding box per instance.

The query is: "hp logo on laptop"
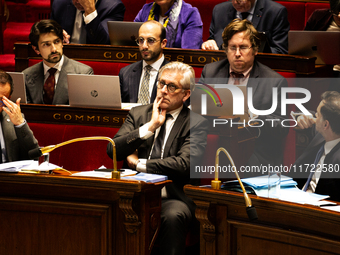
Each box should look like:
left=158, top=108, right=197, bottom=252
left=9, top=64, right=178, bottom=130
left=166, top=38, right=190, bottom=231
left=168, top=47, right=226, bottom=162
left=91, top=90, right=98, bottom=97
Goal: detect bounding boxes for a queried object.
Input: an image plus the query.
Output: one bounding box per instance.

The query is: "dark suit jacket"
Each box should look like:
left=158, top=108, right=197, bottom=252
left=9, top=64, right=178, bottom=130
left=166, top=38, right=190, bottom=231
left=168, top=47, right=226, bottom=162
left=107, top=104, right=208, bottom=214
left=119, top=58, right=169, bottom=103
left=200, top=59, right=289, bottom=167
left=208, top=0, right=289, bottom=54
left=51, top=0, right=125, bottom=45
left=304, top=9, right=332, bottom=31
left=293, top=129, right=340, bottom=202
left=1, top=112, right=39, bottom=162
left=23, top=56, right=93, bottom=105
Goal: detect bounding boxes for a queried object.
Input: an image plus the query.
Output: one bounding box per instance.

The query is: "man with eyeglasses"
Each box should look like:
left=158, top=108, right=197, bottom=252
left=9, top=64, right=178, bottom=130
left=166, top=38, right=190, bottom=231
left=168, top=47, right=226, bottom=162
left=200, top=19, right=288, bottom=168
left=108, top=62, right=208, bottom=255
left=119, top=20, right=169, bottom=104
left=201, top=0, right=289, bottom=54
left=0, top=70, right=39, bottom=163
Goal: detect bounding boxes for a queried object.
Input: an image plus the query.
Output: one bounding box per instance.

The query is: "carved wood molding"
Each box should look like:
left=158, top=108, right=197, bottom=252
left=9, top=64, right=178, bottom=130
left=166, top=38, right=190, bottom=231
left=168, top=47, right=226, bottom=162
left=118, top=191, right=141, bottom=234
left=194, top=200, right=216, bottom=243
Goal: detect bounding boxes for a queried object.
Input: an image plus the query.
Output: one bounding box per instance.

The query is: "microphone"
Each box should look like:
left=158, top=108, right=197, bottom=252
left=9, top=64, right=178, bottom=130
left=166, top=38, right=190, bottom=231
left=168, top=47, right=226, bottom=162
left=212, top=147, right=258, bottom=221
left=28, top=136, right=120, bottom=179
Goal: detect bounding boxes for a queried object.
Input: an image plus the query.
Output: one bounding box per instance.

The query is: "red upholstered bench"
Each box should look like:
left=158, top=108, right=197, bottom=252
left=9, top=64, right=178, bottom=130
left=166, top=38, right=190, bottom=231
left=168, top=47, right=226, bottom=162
left=276, top=1, right=306, bottom=30
left=28, top=123, right=123, bottom=171
left=305, top=3, right=330, bottom=25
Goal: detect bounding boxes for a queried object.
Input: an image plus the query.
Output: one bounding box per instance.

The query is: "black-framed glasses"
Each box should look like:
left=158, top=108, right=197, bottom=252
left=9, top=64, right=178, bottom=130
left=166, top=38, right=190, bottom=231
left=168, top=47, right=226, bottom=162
left=136, top=37, right=160, bottom=46
left=227, top=45, right=253, bottom=53
left=157, top=80, right=184, bottom=93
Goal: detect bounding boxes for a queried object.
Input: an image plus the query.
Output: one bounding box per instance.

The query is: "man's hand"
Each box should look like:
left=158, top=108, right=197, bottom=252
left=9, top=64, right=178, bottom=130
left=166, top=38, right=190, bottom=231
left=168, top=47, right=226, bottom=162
left=77, top=0, right=96, bottom=16
left=2, top=96, right=24, bottom=126
left=202, top=39, right=219, bottom=50
left=296, top=114, right=316, bottom=129
left=126, top=151, right=139, bottom=170
left=148, top=97, right=166, bottom=133
left=63, top=30, right=70, bottom=44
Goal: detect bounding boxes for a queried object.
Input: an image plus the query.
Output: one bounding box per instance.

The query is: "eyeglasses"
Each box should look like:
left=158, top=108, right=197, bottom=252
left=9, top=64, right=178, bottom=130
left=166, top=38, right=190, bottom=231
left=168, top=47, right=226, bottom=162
left=227, top=45, right=252, bottom=53
left=0, top=101, right=4, bottom=107
left=136, top=37, right=160, bottom=46
left=157, top=80, right=184, bottom=93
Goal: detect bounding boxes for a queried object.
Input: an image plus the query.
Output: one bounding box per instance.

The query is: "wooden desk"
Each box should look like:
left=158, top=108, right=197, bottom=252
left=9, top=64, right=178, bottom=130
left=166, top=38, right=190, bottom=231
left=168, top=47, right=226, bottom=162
left=184, top=185, right=340, bottom=255
left=21, top=103, right=129, bottom=128
left=14, top=42, right=319, bottom=76
left=0, top=172, right=170, bottom=255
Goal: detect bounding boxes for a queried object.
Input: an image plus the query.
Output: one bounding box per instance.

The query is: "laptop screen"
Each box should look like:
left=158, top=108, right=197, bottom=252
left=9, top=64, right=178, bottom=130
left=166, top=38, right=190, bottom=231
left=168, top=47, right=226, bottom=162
left=67, top=74, right=121, bottom=109
left=7, top=72, right=27, bottom=103
left=108, top=21, right=143, bottom=46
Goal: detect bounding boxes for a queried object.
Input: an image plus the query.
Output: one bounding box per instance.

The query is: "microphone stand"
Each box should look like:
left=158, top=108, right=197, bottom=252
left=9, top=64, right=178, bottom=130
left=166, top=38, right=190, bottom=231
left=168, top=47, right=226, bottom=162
left=39, top=136, right=120, bottom=179
left=212, top=147, right=258, bottom=220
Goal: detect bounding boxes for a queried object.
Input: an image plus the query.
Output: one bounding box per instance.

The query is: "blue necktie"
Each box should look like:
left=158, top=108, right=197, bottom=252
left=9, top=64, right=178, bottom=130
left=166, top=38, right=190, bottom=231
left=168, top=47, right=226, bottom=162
left=303, top=145, right=324, bottom=192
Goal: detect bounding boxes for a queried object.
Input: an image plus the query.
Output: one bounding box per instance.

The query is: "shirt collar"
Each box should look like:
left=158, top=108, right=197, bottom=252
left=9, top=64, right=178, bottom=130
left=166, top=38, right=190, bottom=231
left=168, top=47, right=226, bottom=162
left=142, top=54, right=165, bottom=71
left=236, top=0, right=257, bottom=16
left=167, top=104, right=183, bottom=121
left=324, top=137, right=340, bottom=155
left=229, top=65, right=253, bottom=78
left=43, top=55, right=64, bottom=75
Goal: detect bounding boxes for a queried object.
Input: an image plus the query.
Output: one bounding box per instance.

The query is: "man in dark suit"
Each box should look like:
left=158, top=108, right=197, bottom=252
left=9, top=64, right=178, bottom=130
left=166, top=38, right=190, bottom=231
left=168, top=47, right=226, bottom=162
left=292, top=91, right=340, bottom=202
left=51, top=0, right=125, bottom=44
left=200, top=19, right=288, bottom=168
left=201, top=0, right=289, bottom=54
left=107, top=62, right=208, bottom=255
left=23, top=20, right=93, bottom=105
left=0, top=71, right=39, bottom=162
left=119, top=21, right=169, bottom=104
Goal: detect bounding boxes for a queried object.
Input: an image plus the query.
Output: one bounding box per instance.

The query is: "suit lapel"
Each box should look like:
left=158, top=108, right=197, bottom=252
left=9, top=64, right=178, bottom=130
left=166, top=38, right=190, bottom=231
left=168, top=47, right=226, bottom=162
left=145, top=109, right=155, bottom=156
left=130, top=62, right=143, bottom=103
left=1, top=112, right=15, bottom=162
left=53, top=56, right=69, bottom=104
left=163, top=107, right=188, bottom=157
left=248, top=60, right=260, bottom=95
left=252, top=0, right=264, bottom=28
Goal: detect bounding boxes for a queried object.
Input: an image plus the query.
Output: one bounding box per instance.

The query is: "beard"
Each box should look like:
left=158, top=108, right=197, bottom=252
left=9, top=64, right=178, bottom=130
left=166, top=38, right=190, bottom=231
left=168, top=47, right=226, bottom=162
left=45, top=52, right=62, bottom=64
left=141, top=48, right=162, bottom=62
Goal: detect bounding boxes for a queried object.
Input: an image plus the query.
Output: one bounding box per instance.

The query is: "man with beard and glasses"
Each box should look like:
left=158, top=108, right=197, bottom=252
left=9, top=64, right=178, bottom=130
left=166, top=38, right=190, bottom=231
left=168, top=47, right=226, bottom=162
left=119, top=20, right=169, bottom=104
left=23, top=20, right=93, bottom=105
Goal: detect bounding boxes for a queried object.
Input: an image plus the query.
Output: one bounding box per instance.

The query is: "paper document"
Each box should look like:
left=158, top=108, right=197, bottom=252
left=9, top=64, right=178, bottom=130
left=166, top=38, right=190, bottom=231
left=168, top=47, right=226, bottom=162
left=71, top=169, right=137, bottom=178
left=0, top=160, right=35, bottom=172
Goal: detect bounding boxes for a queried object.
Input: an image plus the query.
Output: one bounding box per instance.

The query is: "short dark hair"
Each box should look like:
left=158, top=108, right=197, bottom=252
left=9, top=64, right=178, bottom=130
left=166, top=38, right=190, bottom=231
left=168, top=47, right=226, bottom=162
left=141, top=20, right=166, bottom=41
left=29, top=19, right=63, bottom=49
left=330, top=0, right=340, bottom=14
left=222, top=19, right=261, bottom=52
left=320, top=91, right=340, bottom=135
left=0, top=70, right=14, bottom=95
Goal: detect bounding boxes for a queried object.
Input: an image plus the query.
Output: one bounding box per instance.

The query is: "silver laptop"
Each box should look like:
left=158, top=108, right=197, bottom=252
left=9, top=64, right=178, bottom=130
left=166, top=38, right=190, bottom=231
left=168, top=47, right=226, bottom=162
left=108, top=21, right=143, bottom=46
left=7, top=72, right=27, bottom=103
left=191, top=84, right=248, bottom=120
left=288, top=31, right=340, bottom=65
left=67, top=74, right=121, bottom=108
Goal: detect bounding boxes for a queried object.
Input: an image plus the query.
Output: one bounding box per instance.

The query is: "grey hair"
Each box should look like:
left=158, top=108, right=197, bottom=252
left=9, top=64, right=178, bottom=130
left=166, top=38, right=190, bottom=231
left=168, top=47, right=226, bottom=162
left=158, top=61, right=195, bottom=90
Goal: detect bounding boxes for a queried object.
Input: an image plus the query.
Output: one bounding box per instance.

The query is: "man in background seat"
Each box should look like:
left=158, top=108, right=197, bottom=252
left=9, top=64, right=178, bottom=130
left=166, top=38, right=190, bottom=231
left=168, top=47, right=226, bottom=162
left=23, top=20, right=93, bottom=105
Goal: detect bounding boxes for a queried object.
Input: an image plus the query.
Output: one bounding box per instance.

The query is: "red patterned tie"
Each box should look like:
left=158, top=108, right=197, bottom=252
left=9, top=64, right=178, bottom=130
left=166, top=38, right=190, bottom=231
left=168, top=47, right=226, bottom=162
left=43, top=68, right=57, bottom=104
left=230, top=71, right=244, bottom=85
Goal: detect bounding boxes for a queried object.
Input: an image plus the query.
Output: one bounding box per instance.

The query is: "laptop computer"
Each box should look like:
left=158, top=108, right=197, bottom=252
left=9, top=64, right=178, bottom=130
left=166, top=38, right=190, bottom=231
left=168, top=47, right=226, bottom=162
left=288, top=31, right=340, bottom=65
left=108, top=21, right=143, bottom=46
left=7, top=72, right=27, bottom=103
left=67, top=74, right=121, bottom=108
left=191, top=83, right=248, bottom=121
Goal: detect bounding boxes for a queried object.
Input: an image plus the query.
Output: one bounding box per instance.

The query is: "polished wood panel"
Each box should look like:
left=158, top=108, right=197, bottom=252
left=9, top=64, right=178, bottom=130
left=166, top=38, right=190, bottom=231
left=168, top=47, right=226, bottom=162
left=14, top=42, right=318, bottom=76
left=21, top=103, right=129, bottom=128
left=0, top=173, right=170, bottom=255
left=184, top=185, right=340, bottom=255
